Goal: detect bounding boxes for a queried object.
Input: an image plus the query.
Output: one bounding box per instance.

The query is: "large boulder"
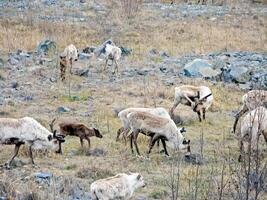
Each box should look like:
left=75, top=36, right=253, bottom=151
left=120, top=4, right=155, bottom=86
left=229, top=66, right=250, bottom=83
left=37, top=40, right=57, bottom=56
left=251, top=72, right=267, bottom=90
left=183, top=59, right=219, bottom=79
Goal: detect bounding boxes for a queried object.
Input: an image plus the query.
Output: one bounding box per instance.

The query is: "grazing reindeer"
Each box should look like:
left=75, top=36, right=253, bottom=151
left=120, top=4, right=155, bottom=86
left=235, top=106, right=267, bottom=162
left=170, top=85, right=213, bottom=122
left=127, top=111, right=190, bottom=156
left=50, top=119, right=103, bottom=149
left=117, top=107, right=171, bottom=143
left=233, top=90, right=267, bottom=133
left=59, top=44, right=78, bottom=81
left=0, top=117, right=65, bottom=168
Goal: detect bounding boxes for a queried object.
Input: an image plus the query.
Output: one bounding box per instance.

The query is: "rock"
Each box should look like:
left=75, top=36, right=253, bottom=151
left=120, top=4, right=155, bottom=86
left=82, top=47, right=95, bottom=54
left=57, top=106, right=71, bottom=113
left=68, top=184, right=93, bottom=200
left=0, top=58, right=4, bottom=68
left=10, top=158, right=26, bottom=167
left=37, top=40, right=57, bottom=56
left=184, top=153, right=205, bottom=165
left=120, top=46, right=132, bottom=56
left=23, top=96, right=33, bottom=101
left=149, top=48, right=158, bottom=56
left=42, top=0, right=57, bottom=6
left=78, top=52, right=92, bottom=60
left=229, top=66, right=250, bottom=83
left=250, top=54, right=263, bottom=62
left=34, top=172, right=52, bottom=185
left=11, top=81, right=19, bottom=89
left=80, top=0, right=86, bottom=3
left=86, top=148, right=107, bottom=157
left=74, top=68, right=90, bottom=77
left=183, top=59, right=219, bottom=79
left=251, top=72, right=267, bottom=90
left=160, top=51, right=169, bottom=58
left=8, top=55, right=20, bottom=65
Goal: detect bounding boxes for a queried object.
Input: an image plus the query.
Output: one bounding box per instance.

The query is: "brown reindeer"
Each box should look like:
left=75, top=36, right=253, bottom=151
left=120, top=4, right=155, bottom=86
left=50, top=119, right=103, bottom=149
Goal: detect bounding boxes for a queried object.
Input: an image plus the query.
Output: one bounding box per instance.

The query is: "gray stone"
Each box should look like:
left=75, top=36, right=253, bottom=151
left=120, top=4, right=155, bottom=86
left=0, top=58, right=4, bottom=68
left=250, top=54, right=264, bottom=62
left=120, top=46, right=132, bottom=56
left=160, top=51, right=169, bottom=58
left=8, top=56, right=19, bottom=65
left=184, top=153, right=205, bottom=165
left=34, top=172, right=52, bottom=185
left=37, top=40, right=57, bottom=56
left=86, top=148, right=107, bottom=157
left=78, top=52, right=92, bottom=60
left=149, top=48, right=158, bottom=56
left=82, top=46, right=95, bottom=54
left=183, top=59, right=219, bottom=78
left=251, top=72, right=267, bottom=90
left=74, top=68, right=90, bottom=77
left=57, top=106, right=71, bottom=113
left=0, top=97, right=5, bottom=105
left=229, top=66, right=250, bottom=83
left=23, top=96, right=33, bottom=101
left=11, top=81, right=19, bottom=89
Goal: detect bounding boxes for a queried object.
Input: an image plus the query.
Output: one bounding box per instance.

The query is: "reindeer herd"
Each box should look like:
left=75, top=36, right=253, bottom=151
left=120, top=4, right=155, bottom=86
left=0, top=42, right=266, bottom=200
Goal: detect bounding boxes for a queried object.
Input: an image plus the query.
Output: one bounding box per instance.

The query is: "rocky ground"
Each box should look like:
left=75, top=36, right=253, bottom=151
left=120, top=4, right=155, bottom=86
left=0, top=0, right=267, bottom=200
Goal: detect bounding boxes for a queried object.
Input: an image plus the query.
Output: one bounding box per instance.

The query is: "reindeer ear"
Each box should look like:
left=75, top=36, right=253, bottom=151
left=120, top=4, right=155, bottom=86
left=48, top=135, right=52, bottom=141
left=136, top=174, right=141, bottom=180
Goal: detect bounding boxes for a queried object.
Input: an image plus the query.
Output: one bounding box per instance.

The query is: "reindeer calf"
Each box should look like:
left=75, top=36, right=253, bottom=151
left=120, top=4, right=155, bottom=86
left=57, top=122, right=103, bottom=149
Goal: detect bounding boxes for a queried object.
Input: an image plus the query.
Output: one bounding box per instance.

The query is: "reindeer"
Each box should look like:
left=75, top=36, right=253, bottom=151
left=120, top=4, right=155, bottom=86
left=0, top=117, right=65, bottom=168
left=170, top=85, right=213, bottom=122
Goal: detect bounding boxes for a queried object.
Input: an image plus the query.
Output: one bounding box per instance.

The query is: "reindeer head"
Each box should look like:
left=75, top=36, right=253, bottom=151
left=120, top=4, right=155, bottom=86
left=48, top=131, right=65, bottom=154
left=93, top=128, right=103, bottom=138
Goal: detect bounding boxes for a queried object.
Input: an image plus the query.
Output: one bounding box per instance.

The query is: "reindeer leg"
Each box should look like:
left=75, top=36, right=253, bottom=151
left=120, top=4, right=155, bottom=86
left=133, top=131, right=140, bottom=156
left=104, top=59, right=108, bottom=72
left=203, top=108, right=206, bottom=120
left=161, top=138, right=169, bottom=156
left=197, top=111, right=202, bottom=122
left=29, top=145, right=35, bottom=165
left=123, top=128, right=130, bottom=145
left=85, top=136, right=91, bottom=149
left=70, top=58, right=73, bottom=74
left=6, top=143, right=22, bottom=168
left=130, top=133, right=134, bottom=154
left=170, top=101, right=179, bottom=117
left=116, top=127, right=123, bottom=142
left=238, top=140, right=244, bottom=162
left=147, top=135, right=161, bottom=155
left=80, top=138, right=84, bottom=149
left=114, top=60, right=119, bottom=75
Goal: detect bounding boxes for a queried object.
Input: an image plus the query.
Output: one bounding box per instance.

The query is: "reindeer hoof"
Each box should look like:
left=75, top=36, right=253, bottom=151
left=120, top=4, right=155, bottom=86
left=238, top=155, right=242, bottom=162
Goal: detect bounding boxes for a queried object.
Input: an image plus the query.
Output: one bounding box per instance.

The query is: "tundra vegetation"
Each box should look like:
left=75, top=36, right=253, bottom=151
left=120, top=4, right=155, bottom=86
left=0, top=0, right=266, bottom=200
